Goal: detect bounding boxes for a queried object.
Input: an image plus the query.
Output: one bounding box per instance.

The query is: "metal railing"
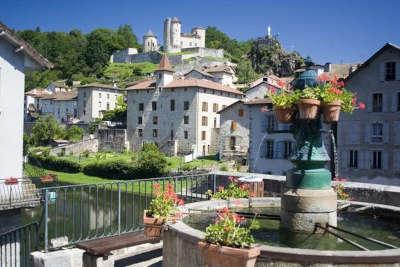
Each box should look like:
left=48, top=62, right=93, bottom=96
left=0, top=222, right=39, bottom=267
left=42, top=173, right=215, bottom=251
left=0, top=180, right=41, bottom=211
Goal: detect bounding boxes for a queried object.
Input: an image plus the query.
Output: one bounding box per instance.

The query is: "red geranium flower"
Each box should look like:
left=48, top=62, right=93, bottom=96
left=358, top=102, right=366, bottom=110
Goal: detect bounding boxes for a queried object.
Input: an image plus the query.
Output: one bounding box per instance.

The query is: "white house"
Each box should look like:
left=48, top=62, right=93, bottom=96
left=24, top=87, right=52, bottom=121
left=338, top=43, right=400, bottom=185
left=77, top=83, right=124, bottom=123
left=39, top=90, right=78, bottom=123
left=126, top=55, right=243, bottom=156
left=0, top=22, right=52, bottom=179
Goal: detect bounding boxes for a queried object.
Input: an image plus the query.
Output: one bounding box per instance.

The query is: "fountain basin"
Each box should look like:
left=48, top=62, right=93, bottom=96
left=163, top=198, right=400, bottom=266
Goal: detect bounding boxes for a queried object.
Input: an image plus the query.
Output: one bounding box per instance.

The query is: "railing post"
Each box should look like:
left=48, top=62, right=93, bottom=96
left=212, top=172, right=217, bottom=193
left=117, top=183, right=121, bottom=235
left=44, top=189, right=49, bottom=252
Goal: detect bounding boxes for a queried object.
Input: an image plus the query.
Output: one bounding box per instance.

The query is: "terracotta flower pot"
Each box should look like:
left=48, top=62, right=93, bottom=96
left=143, top=211, right=165, bottom=238
left=322, top=101, right=341, bottom=123
left=297, top=99, right=320, bottom=120
left=198, top=241, right=260, bottom=267
left=275, top=107, right=296, bottom=123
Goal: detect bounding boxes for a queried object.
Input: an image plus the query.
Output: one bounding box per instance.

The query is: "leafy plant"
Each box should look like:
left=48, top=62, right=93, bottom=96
left=146, top=183, right=184, bottom=219
left=267, top=90, right=299, bottom=108
left=298, top=87, right=321, bottom=100
left=211, top=176, right=250, bottom=200
left=204, top=207, right=257, bottom=248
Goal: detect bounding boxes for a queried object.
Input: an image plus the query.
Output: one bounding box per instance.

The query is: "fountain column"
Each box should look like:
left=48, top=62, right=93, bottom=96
left=280, top=70, right=337, bottom=233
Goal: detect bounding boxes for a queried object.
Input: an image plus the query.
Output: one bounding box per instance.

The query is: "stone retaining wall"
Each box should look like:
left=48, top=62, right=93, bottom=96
left=50, top=138, right=98, bottom=157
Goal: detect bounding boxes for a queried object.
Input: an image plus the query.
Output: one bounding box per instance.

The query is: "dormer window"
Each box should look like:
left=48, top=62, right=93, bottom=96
left=385, top=62, right=396, bottom=81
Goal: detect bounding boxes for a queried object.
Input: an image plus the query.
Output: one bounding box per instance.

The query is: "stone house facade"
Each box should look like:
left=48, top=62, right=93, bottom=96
left=0, top=22, right=52, bottom=179
left=38, top=90, right=78, bottom=123
left=126, top=55, right=243, bottom=156
left=338, top=43, right=400, bottom=183
left=77, top=83, right=124, bottom=123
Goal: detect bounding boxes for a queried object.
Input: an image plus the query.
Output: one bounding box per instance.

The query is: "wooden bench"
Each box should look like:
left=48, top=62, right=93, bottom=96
left=76, top=231, right=161, bottom=257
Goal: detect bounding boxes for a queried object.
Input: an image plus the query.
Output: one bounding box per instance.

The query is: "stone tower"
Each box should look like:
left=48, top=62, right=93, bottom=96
left=143, top=30, right=158, bottom=53
left=170, top=17, right=181, bottom=53
left=155, top=54, right=174, bottom=87
left=192, top=27, right=206, bottom=48
left=163, top=18, right=172, bottom=52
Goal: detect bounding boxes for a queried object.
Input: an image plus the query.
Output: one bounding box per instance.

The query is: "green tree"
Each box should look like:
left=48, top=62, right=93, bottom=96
left=136, top=143, right=167, bottom=178
left=31, top=115, right=64, bottom=146
left=65, top=125, right=84, bottom=142
left=236, top=59, right=260, bottom=84
left=116, top=25, right=140, bottom=49
left=102, top=95, right=127, bottom=122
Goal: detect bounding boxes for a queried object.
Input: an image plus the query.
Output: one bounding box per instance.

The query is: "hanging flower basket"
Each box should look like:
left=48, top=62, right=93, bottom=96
left=297, top=99, right=320, bottom=119
left=275, top=107, right=296, bottom=123
left=143, top=211, right=165, bottom=238
left=322, top=100, right=341, bottom=122
left=198, top=242, right=260, bottom=267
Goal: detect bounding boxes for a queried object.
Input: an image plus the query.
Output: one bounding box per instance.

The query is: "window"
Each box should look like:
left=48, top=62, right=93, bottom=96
left=106, top=103, right=110, bottom=110
left=98, top=101, right=101, bottom=108
left=372, top=151, right=382, bottom=169
left=283, top=141, right=293, bottom=159
left=267, top=115, right=275, bottom=131
left=202, top=116, right=208, bottom=126
left=238, top=109, right=244, bottom=117
left=153, top=116, right=158, bottom=125
left=184, top=131, right=188, bottom=139
left=231, top=121, right=237, bottom=132
left=230, top=136, right=236, bottom=150
left=170, top=99, right=175, bottom=111
left=107, top=93, right=110, bottom=99
left=153, top=129, right=158, bottom=138
left=139, top=103, right=144, bottom=111
left=170, top=130, right=174, bottom=140
left=138, top=116, right=143, bottom=124
left=138, top=129, right=143, bottom=137
left=371, top=123, right=383, bottom=143
left=83, top=109, right=86, bottom=116
left=385, top=62, right=396, bottom=81
left=213, top=103, right=218, bottom=112
left=266, top=140, right=274, bottom=159
left=184, top=116, right=189, bottom=124
left=184, top=101, right=190, bottom=110
left=83, top=91, right=87, bottom=98
left=372, top=93, right=383, bottom=112
left=214, top=117, right=217, bottom=128
left=152, top=101, right=157, bottom=111
left=99, top=93, right=101, bottom=98
left=201, top=131, right=206, bottom=140
left=202, top=102, right=208, bottom=112
left=397, top=92, right=400, bottom=111
left=349, top=150, right=358, bottom=168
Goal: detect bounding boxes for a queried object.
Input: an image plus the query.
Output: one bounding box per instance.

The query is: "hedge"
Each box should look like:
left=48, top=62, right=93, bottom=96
left=82, top=159, right=137, bottom=179
left=28, top=154, right=81, bottom=173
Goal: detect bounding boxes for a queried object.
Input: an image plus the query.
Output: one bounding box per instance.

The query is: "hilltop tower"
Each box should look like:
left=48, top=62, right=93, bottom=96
left=170, top=17, right=181, bottom=53
left=163, top=18, right=172, bottom=52
left=192, top=27, right=206, bottom=48
left=143, top=30, right=158, bottom=53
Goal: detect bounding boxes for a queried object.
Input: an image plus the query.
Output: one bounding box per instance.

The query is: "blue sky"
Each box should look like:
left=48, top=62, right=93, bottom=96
left=1, top=0, right=399, bottom=64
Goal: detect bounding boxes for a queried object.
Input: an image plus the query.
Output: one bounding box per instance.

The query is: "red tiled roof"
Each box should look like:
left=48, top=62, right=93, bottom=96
left=126, top=78, right=243, bottom=95
left=156, top=54, right=173, bottom=72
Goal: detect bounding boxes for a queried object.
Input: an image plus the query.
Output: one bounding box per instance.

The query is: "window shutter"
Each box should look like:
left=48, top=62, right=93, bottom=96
left=379, top=62, right=385, bottom=81
left=383, top=151, right=389, bottom=170
left=383, top=93, right=390, bottom=112
left=396, top=62, right=400, bottom=81
left=383, top=122, right=390, bottom=143
left=260, top=140, right=266, bottom=158
left=392, top=92, right=398, bottom=112
left=364, top=124, right=371, bottom=144
left=367, top=93, right=372, bottom=112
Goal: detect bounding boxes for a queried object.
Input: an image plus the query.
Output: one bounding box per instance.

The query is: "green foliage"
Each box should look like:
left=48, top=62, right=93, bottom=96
left=205, top=26, right=251, bottom=63
left=211, top=177, right=250, bottom=200
left=298, top=87, right=321, bottom=100
left=102, top=95, right=127, bottom=122
left=236, top=59, right=260, bottom=84
left=65, top=126, right=84, bottom=142
left=136, top=144, right=167, bottom=178
left=23, top=134, right=32, bottom=156
left=28, top=153, right=81, bottom=173
left=82, top=159, right=133, bottom=179
left=18, top=25, right=140, bottom=89
left=23, top=163, right=47, bottom=177
left=204, top=208, right=255, bottom=248
left=30, top=115, right=64, bottom=146
left=248, top=36, right=304, bottom=77
left=147, top=183, right=183, bottom=219
left=103, top=62, right=157, bottom=86
left=267, top=90, right=299, bottom=108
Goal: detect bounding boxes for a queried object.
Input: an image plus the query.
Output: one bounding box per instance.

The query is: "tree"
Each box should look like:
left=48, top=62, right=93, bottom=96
left=116, top=25, right=140, bottom=49
left=102, top=95, right=127, bottom=122
left=136, top=143, right=167, bottom=178
left=31, top=115, right=64, bottom=146
left=65, top=126, right=84, bottom=142
left=236, top=59, right=260, bottom=84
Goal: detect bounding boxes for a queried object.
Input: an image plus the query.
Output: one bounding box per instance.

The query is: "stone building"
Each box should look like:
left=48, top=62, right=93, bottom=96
left=38, top=90, right=78, bottom=123
left=184, top=65, right=236, bottom=87
left=24, top=88, right=52, bottom=121
left=143, top=30, right=158, bottom=53
left=77, top=83, right=124, bottom=123
left=126, top=55, right=243, bottom=156
left=338, top=43, right=400, bottom=184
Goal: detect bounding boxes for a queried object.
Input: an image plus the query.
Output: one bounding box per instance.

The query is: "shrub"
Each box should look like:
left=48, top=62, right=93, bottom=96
left=28, top=153, right=81, bottom=173
left=82, top=159, right=136, bottom=179
left=65, top=125, right=84, bottom=142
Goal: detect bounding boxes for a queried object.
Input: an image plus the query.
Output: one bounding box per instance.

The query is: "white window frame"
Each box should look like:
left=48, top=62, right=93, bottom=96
left=371, top=123, right=383, bottom=143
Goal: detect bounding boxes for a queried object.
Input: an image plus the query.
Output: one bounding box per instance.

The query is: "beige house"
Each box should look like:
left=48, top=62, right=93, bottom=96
left=126, top=55, right=243, bottom=156
left=338, top=43, right=400, bottom=185
left=77, top=83, right=124, bottom=123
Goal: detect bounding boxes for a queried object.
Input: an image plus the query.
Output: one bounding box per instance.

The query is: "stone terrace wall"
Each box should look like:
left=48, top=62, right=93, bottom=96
left=98, top=129, right=127, bottom=153
left=213, top=171, right=400, bottom=206
left=50, top=138, right=98, bottom=156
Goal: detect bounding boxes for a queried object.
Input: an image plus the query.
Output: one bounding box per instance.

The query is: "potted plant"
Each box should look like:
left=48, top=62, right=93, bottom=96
left=198, top=207, right=260, bottom=267
left=144, top=183, right=184, bottom=237
left=209, top=176, right=251, bottom=200
left=318, top=74, right=366, bottom=122
left=296, top=87, right=321, bottom=119
left=267, top=89, right=298, bottom=123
